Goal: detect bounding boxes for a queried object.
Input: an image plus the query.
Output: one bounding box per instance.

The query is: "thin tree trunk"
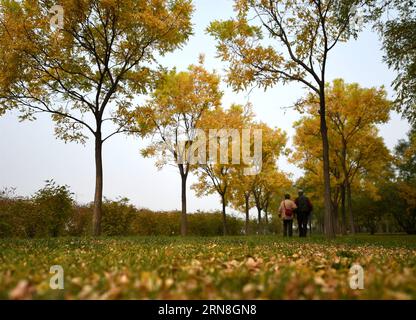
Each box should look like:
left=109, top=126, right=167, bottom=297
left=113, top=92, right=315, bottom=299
left=332, top=199, right=339, bottom=234
left=340, top=137, right=348, bottom=235
left=93, top=133, right=103, bottom=236
left=308, top=213, right=312, bottom=236
left=180, top=172, right=188, bottom=236
left=257, top=206, right=262, bottom=233
left=341, top=183, right=347, bottom=235
left=257, top=207, right=261, bottom=224
left=221, top=194, right=227, bottom=236
left=347, top=182, right=355, bottom=234
left=264, top=210, right=269, bottom=235
left=320, top=91, right=335, bottom=238
left=245, top=193, right=250, bottom=235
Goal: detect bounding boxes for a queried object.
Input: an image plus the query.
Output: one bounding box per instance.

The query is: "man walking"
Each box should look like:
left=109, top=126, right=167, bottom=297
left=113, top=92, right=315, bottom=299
left=278, top=194, right=297, bottom=237
left=295, top=190, right=313, bottom=237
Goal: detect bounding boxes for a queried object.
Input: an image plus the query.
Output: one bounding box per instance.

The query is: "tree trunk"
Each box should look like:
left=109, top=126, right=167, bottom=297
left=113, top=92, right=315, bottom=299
left=93, top=134, right=103, bottom=236
left=332, top=199, right=339, bottom=234
left=308, top=213, right=312, bottom=236
left=319, top=91, right=335, bottom=238
left=264, top=210, right=269, bottom=235
left=245, top=193, right=250, bottom=235
left=340, top=137, right=348, bottom=235
left=340, top=183, right=347, bottom=235
left=180, top=172, right=188, bottom=236
left=257, top=207, right=261, bottom=224
left=257, top=206, right=262, bottom=234
left=221, top=194, right=227, bottom=236
left=347, top=182, right=355, bottom=234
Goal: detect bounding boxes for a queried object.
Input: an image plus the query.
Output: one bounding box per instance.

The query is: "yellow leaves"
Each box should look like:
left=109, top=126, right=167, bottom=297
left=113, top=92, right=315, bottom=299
left=78, top=285, right=95, bottom=299
left=245, top=257, right=263, bottom=272
left=164, top=278, right=175, bottom=289
left=9, top=280, right=34, bottom=300
left=135, top=271, right=163, bottom=293
left=292, top=79, right=393, bottom=202
left=208, top=12, right=290, bottom=92
left=2, top=238, right=416, bottom=299
left=223, top=259, right=240, bottom=273
left=136, top=60, right=223, bottom=170
left=0, top=0, right=194, bottom=145
left=242, top=283, right=264, bottom=296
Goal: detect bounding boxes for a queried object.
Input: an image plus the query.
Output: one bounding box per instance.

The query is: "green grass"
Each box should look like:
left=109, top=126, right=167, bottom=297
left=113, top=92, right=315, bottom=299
left=1, top=235, right=415, bottom=300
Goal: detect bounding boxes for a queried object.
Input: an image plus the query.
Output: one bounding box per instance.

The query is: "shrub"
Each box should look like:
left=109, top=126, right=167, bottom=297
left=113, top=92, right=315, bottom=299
left=32, top=180, right=74, bottom=237
left=188, top=212, right=243, bottom=236
left=101, top=198, right=137, bottom=236
left=67, top=206, right=92, bottom=236
left=1, top=187, right=250, bottom=237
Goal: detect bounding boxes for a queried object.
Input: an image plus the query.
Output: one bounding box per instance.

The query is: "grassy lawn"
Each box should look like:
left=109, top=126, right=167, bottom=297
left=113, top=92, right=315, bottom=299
left=0, top=235, right=415, bottom=300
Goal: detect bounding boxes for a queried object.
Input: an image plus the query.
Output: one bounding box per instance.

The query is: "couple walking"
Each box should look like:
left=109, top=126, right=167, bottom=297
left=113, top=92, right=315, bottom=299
left=278, top=190, right=313, bottom=237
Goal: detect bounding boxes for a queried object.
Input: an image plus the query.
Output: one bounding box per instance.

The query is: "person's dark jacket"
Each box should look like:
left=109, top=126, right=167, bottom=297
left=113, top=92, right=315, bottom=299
left=295, top=195, right=313, bottom=214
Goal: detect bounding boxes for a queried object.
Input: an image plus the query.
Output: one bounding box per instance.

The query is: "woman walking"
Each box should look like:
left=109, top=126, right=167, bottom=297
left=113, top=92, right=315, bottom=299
left=278, top=194, right=297, bottom=237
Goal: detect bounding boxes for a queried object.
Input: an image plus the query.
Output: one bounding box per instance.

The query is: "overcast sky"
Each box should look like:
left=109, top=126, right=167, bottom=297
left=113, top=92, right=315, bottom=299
left=0, top=0, right=410, bottom=213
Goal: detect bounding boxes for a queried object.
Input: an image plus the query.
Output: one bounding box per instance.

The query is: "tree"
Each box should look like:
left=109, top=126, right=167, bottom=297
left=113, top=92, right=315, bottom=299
left=292, top=79, right=392, bottom=234
left=253, top=167, right=292, bottom=233
left=0, top=0, right=193, bottom=235
left=395, top=125, right=416, bottom=181
left=192, top=104, right=253, bottom=235
left=368, top=0, right=416, bottom=123
left=136, top=59, right=222, bottom=236
left=248, top=123, right=287, bottom=231
left=392, top=125, right=416, bottom=234
left=208, top=0, right=366, bottom=238
left=229, top=122, right=288, bottom=234
left=230, top=169, right=255, bottom=235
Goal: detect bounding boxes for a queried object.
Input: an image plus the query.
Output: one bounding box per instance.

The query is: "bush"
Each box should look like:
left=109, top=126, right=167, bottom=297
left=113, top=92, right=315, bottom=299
left=67, top=206, right=92, bottom=236
left=188, top=212, right=243, bottom=236
left=101, top=198, right=137, bottom=236
left=1, top=186, right=250, bottom=237
left=0, top=195, right=35, bottom=238
left=32, top=180, right=74, bottom=237
left=131, top=210, right=180, bottom=236
left=0, top=182, right=74, bottom=238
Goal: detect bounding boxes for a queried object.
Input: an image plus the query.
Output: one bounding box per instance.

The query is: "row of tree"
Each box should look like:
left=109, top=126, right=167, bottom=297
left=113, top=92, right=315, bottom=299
left=0, top=0, right=415, bottom=237
left=133, top=59, right=291, bottom=235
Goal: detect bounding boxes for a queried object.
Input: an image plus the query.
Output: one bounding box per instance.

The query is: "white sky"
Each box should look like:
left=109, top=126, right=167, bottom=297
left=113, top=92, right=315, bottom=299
left=0, top=0, right=410, bottom=214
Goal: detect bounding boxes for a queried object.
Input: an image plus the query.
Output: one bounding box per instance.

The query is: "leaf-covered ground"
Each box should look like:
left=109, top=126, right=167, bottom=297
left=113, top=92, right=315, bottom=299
left=0, top=235, right=415, bottom=300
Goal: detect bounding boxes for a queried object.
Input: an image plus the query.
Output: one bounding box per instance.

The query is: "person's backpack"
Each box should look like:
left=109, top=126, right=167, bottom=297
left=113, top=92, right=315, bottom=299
left=283, top=201, right=293, bottom=218
left=297, top=195, right=310, bottom=213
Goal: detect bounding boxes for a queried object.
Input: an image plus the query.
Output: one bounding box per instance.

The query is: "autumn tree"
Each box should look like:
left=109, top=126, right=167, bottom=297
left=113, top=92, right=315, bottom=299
left=230, top=122, right=288, bottom=234
left=208, top=0, right=367, bottom=238
left=392, top=125, right=416, bottom=234
left=192, top=104, right=255, bottom=235
left=0, top=0, right=193, bottom=235
left=292, top=79, right=392, bottom=234
left=366, top=0, right=416, bottom=124
left=252, top=167, right=292, bottom=233
left=230, top=172, right=255, bottom=235
left=135, top=60, right=222, bottom=236
left=248, top=123, right=287, bottom=230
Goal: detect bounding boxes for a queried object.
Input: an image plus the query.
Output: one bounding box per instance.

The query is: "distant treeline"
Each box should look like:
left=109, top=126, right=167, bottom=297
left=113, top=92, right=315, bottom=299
left=1, top=180, right=414, bottom=238
left=0, top=181, right=280, bottom=238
